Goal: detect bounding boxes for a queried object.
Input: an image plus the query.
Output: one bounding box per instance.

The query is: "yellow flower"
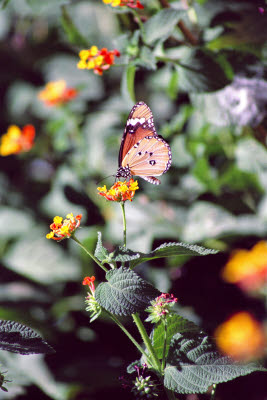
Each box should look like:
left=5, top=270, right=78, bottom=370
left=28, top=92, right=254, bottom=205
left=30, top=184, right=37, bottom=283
left=215, top=312, right=266, bottom=361
left=77, top=47, right=120, bottom=75
left=0, top=125, right=35, bottom=156
left=38, top=80, right=77, bottom=106
left=47, top=214, right=82, bottom=241
left=222, top=241, right=267, bottom=291
left=97, top=179, right=139, bottom=202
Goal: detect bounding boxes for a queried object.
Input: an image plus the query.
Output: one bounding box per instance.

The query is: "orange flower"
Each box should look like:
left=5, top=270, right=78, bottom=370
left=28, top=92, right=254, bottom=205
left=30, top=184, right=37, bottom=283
left=215, top=312, right=266, bottom=362
left=0, top=125, right=35, bottom=156
left=46, top=213, right=82, bottom=241
left=222, top=241, right=267, bottom=291
left=38, top=80, right=77, bottom=106
left=97, top=179, right=139, bottom=202
left=83, top=276, right=96, bottom=292
left=102, top=0, right=144, bottom=8
left=77, top=46, right=120, bottom=75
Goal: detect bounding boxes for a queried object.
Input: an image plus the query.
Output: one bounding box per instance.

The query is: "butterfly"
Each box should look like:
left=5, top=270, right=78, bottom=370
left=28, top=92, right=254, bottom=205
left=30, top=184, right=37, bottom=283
left=116, top=101, right=172, bottom=185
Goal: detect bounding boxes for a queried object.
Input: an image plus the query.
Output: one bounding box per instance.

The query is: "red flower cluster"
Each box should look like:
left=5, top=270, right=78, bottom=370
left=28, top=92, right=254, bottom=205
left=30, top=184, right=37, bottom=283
left=97, top=179, right=139, bottom=202
left=0, top=125, right=35, bottom=156
left=46, top=213, right=82, bottom=241
left=77, top=46, right=120, bottom=75
left=83, top=276, right=96, bottom=292
left=38, top=80, right=77, bottom=106
left=103, top=0, right=144, bottom=8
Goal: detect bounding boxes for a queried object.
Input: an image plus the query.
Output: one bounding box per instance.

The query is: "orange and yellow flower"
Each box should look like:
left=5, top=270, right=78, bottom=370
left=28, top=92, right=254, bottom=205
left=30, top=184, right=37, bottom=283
left=38, top=80, right=77, bottom=106
left=215, top=312, right=266, bottom=362
left=46, top=213, right=82, bottom=241
left=77, top=46, right=120, bottom=75
left=0, top=125, right=35, bottom=156
left=222, top=241, right=267, bottom=292
left=97, top=179, right=139, bottom=202
left=102, top=0, right=144, bottom=8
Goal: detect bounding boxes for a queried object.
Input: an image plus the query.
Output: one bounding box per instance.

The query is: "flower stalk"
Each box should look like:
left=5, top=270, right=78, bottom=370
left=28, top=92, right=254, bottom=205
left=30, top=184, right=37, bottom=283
left=72, top=235, right=108, bottom=272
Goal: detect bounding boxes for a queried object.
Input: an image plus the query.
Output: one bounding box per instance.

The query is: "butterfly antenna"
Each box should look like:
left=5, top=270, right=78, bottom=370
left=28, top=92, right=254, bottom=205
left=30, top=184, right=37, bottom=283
left=96, top=174, right=115, bottom=185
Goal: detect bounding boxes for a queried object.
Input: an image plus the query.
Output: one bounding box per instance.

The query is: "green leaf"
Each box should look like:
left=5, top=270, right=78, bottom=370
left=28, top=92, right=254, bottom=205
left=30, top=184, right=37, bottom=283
left=142, top=9, right=185, bottom=45
left=164, top=332, right=266, bottom=394
left=128, top=242, right=218, bottom=269
left=0, top=320, right=54, bottom=355
left=60, top=5, right=88, bottom=47
left=236, top=139, right=267, bottom=174
left=152, top=314, right=199, bottom=359
left=94, top=232, right=110, bottom=263
left=176, top=49, right=230, bottom=93
left=121, top=64, right=136, bottom=104
left=111, top=247, right=141, bottom=263
left=135, top=46, right=157, bottom=71
left=95, top=267, right=160, bottom=316
left=192, top=158, right=220, bottom=194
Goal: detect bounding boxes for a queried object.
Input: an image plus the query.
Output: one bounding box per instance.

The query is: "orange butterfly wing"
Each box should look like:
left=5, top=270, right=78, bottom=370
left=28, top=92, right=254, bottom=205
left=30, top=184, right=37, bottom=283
left=118, top=102, right=157, bottom=165
left=117, top=101, right=172, bottom=185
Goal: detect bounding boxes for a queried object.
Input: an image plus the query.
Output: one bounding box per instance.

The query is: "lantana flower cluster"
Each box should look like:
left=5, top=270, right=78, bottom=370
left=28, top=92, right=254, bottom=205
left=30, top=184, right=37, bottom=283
left=77, top=46, right=120, bottom=75
left=98, top=179, right=139, bottom=202
left=215, top=311, right=266, bottom=362
left=103, top=0, right=144, bottom=8
left=146, top=293, right=178, bottom=323
left=222, top=241, right=267, bottom=292
left=38, top=80, right=77, bottom=106
left=46, top=213, right=82, bottom=241
left=0, top=125, right=35, bottom=156
left=83, top=276, right=102, bottom=322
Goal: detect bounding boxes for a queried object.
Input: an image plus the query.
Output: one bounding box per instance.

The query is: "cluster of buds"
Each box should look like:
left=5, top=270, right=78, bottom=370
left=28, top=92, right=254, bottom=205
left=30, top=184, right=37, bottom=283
left=83, top=276, right=102, bottom=322
left=103, top=0, right=144, bottom=8
left=120, top=364, right=160, bottom=399
left=46, top=213, right=82, bottom=241
left=77, top=46, right=120, bottom=75
left=146, top=293, right=178, bottom=323
left=98, top=179, right=139, bottom=202
left=38, top=80, right=77, bottom=106
left=0, top=125, right=35, bottom=156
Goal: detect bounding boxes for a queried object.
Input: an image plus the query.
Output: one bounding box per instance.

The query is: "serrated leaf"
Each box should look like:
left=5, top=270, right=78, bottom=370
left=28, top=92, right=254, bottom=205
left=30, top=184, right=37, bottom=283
left=0, top=320, right=54, bottom=355
left=152, top=314, right=199, bottom=359
left=95, top=267, right=160, bottom=316
left=111, top=247, right=140, bottom=263
left=129, top=242, right=218, bottom=268
left=94, top=232, right=109, bottom=263
left=176, top=49, right=230, bottom=93
left=143, top=9, right=185, bottom=45
left=164, top=332, right=266, bottom=394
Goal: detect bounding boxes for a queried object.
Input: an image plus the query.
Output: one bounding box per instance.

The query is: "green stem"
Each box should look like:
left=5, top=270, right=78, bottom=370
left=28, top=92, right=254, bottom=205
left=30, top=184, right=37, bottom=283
left=211, top=384, right=217, bottom=400
left=131, top=9, right=145, bottom=36
left=71, top=235, right=108, bottom=272
left=132, top=313, right=162, bottom=372
left=120, top=202, right=127, bottom=248
left=105, top=311, right=152, bottom=364
left=161, top=317, right=168, bottom=370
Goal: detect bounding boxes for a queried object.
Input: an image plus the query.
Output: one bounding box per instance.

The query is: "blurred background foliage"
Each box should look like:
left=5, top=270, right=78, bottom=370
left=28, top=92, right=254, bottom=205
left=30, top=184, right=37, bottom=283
left=0, top=0, right=266, bottom=399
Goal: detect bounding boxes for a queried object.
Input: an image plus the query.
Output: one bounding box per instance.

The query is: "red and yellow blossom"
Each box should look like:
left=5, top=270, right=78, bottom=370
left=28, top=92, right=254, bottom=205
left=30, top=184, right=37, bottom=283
left=102, top=0, right=144, bottom=8
left=222, top=241, right=267, bottom=292
left=0, top=125, right=35, bottom=156
left=98, top=179, right=139, bottom=202
left=83, top=276, right=101, bottom=322
left=215, top=312, right=266, bottom=362
left=77, top=46, right=120, bottom=75
left=46, top=213, right=82, bottom=241
left=38, top=80, right=77, bottom=106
